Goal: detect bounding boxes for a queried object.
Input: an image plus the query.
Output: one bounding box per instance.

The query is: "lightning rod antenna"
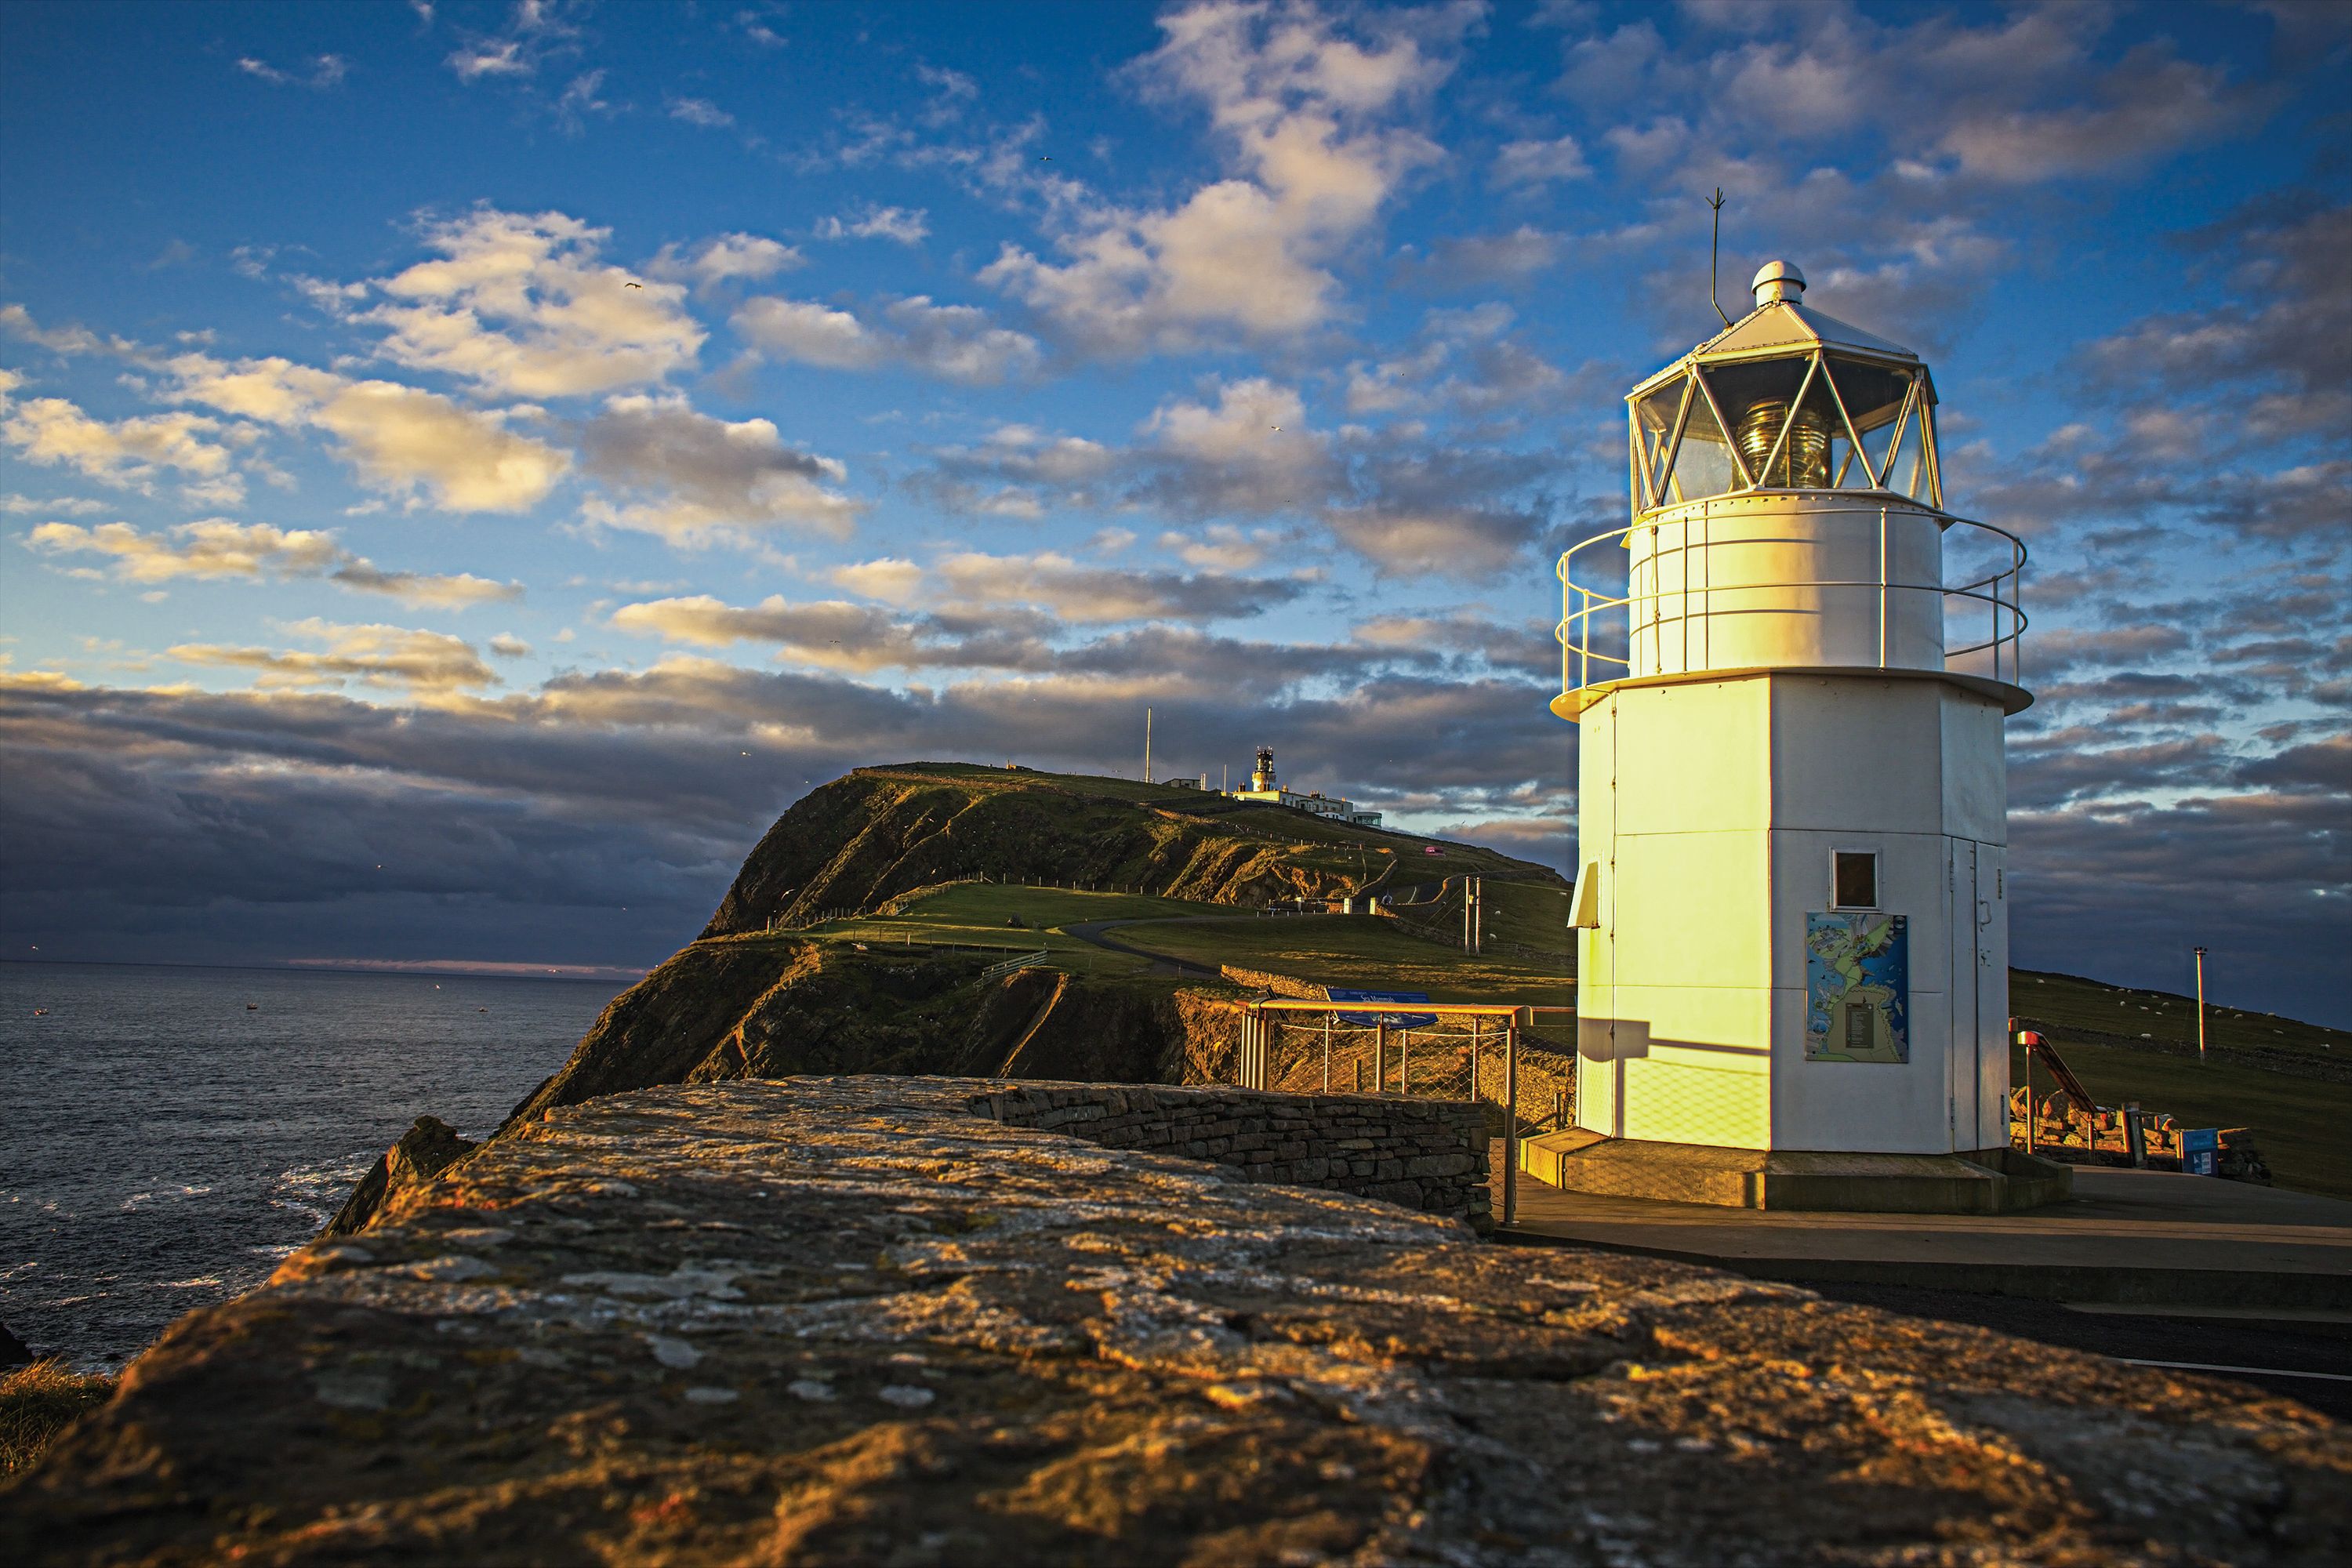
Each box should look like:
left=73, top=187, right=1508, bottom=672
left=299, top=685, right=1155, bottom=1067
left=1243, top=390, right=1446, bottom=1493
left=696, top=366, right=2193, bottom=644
left=1708, top=187, right=1731, bottom=327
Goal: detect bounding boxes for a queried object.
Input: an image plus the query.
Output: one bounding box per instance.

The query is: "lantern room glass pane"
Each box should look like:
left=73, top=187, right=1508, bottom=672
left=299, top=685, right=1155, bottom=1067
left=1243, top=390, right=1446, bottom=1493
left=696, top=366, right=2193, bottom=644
left=1632, top=380, right=1685, bottom=506
left=1664, top=372, right=1736, bottom=501
left=1823, top=357, right=1910, bottom=432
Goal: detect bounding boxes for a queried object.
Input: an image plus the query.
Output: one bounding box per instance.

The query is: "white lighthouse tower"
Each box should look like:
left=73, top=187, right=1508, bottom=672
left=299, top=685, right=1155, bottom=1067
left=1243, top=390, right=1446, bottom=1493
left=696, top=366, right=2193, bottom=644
left=1543, top=261, right=2060, bottom=1211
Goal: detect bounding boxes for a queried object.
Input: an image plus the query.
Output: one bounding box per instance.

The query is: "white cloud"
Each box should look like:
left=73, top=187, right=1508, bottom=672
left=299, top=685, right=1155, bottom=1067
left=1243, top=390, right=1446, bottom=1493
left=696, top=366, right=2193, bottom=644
left=318, top=380, right=568, bottom=512
left=1936, top=53, right=2246, bottom=183
left=27, top=519, right=522, bottom=608
left=828, top=557, right=924, bottom=604
left=29, top=519, right=338, bottom=580
left=160, top=353, right=570, bottom=514
left=236, top=54, right=349, bottom=89
left=669, top=96, right=735, bottom=129
left=932, top=549, right=1291, bottom=623
left=0, top=304, right=122, bottom=356
left=2, top=493, right=107, bottom=516
left=980, top=0, right=1471, bottom=354
left=813, top=205, right=931, bottom=245
left=0, top=386, right=245, bottom=504
left=348, top=208, right=705, bottom=398
left=577, top=394, right=858, bottom=546
left=1142, top=377, right=1331, bottom=512
left=1493, top=134, right=1591, bottom=187
left=648, top=233, right=805, bottom=292
left=551, top=71, right=612, bottom=132
left=1160, top=523, right=1274, bottom=571
left=732, top=294, right=1040, bottom=384
left=729, top=299, right=875, bottom=371
left=169, top=619, right=500, bottom=695
left=445, top=0, right=575, bottom=82
left=611, top=595, right=933, bottom=672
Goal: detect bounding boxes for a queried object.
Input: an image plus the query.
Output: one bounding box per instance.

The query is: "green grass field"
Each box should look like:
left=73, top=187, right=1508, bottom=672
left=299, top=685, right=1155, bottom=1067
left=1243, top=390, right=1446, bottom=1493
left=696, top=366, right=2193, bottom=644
left=1109, top=913, right=1572, bottom=1007
left=2012, top=1038, right=2352, bottom=1202
left=2016, top=968, right=2352, bottom=1064
left=805, top=884, right=1571, bottom=1004
left=804, top=884, right=1231, bottom=979
left=1386, top=877, right=1573, bottom=953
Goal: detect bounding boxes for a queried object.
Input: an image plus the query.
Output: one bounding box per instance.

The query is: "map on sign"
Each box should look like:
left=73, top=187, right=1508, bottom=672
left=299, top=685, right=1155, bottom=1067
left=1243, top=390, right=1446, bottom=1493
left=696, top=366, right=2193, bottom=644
left=1805, top=912, right=1909, bottom=1063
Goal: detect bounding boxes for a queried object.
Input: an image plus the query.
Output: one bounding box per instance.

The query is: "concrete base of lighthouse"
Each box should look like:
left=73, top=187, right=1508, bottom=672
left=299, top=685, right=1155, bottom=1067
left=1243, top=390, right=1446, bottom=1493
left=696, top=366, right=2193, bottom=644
left=1517, top=1128, right=2072, bottom=1214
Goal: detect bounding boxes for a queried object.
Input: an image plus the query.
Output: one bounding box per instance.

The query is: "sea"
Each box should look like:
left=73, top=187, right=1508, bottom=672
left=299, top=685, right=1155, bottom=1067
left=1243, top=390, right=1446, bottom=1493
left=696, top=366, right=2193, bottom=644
left=1, top=961, right=622, bottom=1373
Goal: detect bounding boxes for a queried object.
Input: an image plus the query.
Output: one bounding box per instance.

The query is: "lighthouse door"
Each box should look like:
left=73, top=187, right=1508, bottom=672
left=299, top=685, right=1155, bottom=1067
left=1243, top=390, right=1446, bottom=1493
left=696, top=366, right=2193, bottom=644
left=1947, top=840, right=1981, bottom=1152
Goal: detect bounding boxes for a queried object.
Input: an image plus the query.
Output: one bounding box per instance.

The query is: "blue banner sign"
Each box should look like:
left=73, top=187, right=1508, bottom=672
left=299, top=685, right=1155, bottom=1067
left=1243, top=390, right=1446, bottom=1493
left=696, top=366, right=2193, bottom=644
left=1324, top=988, right=1438, bottom=1028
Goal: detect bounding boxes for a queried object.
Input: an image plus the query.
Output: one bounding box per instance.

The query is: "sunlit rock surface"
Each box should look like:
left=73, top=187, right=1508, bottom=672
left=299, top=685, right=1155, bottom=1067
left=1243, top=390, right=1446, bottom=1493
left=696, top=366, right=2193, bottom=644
left=9, top=1078, right=2346, bottom=1566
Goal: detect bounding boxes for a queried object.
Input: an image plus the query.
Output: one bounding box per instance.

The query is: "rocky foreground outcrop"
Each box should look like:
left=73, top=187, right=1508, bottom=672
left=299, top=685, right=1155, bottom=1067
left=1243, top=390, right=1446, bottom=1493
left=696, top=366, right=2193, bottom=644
left=9, top=1078, right=2345, bottom=1565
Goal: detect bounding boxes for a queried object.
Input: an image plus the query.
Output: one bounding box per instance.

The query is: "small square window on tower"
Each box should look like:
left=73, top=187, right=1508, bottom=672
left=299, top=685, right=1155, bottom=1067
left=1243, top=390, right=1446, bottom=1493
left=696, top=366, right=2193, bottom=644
left=1832, top=851, right=1878, bottom=910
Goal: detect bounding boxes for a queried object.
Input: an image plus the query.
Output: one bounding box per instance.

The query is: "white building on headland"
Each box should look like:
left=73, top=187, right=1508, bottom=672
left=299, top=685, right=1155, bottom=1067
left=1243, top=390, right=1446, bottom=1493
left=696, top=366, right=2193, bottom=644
left=1223, top=746, right=1381, bottom=826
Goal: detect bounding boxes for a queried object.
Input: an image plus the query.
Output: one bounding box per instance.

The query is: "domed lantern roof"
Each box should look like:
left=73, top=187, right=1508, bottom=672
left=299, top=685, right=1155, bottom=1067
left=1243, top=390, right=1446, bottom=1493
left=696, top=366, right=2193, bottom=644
left=1625, top=261, right=1944, bottom=514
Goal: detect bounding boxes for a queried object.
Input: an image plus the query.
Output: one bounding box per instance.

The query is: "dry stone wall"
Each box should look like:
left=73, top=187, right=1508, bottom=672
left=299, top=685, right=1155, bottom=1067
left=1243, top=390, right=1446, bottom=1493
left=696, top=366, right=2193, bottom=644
left=965, top=1081, right=1491, bottom=1230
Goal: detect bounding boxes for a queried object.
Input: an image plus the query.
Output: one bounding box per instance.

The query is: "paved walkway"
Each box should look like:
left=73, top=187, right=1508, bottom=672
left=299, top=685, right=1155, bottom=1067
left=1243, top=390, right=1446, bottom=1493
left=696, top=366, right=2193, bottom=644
left=1059, top=916, right=1236, bottom=978
left=1497, top=1164, right=2352, bottom=1307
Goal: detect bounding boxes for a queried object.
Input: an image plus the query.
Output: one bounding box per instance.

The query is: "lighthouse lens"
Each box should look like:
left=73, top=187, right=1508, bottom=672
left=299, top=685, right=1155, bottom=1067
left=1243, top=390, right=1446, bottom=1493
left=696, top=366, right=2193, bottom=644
left=1733, top=398, right=1831, bottom=488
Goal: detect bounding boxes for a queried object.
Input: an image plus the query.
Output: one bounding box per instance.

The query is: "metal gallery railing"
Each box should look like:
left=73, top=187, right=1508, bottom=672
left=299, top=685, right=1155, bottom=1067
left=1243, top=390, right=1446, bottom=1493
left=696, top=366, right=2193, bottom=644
left=1555, top=503, right=2027, bottom=700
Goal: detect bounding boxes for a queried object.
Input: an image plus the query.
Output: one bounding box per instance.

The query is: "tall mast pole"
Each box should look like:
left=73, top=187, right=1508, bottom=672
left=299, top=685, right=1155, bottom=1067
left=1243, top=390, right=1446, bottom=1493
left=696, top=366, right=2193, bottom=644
left=1144, top=707, right=1152, bottom=785
left=2194, top=947, right=2208, bottom=1064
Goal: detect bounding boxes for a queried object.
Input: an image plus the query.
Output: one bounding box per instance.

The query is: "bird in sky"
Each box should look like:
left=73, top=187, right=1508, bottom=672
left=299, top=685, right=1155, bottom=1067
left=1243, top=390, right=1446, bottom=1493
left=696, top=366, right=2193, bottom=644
left=1269, top=425, right=1282, bottom=432
left=624, top=281, right=642, bottom=289
left=1038, top=154, right=1052, bottom=162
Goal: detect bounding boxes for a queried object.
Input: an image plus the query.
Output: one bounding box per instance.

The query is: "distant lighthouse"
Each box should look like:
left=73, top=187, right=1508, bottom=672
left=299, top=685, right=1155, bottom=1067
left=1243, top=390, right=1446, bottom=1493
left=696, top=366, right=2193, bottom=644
left=1547, top=261, right=2052, bottom=1210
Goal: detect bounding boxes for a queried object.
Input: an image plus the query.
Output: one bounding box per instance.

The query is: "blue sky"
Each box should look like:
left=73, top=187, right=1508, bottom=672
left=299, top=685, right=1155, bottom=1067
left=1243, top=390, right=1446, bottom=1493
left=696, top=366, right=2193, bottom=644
left=2, top=1, right=2344, bottom=1021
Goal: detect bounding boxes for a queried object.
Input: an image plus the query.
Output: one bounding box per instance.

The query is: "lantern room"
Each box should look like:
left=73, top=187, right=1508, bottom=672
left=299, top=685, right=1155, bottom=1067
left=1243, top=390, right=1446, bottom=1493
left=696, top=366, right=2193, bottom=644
left=1627, top=263, right=1943, bottom=513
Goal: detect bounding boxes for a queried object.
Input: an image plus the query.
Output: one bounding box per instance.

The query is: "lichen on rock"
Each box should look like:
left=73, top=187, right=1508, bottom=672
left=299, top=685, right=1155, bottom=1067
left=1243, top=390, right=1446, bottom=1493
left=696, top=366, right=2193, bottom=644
left=9, top=1077, right=2346, bottom=1566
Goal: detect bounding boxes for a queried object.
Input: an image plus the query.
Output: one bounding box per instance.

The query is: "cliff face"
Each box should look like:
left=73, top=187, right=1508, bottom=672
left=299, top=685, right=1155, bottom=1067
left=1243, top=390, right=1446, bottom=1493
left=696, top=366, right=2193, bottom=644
left=499, top=936, right=1221, bottom=1131
left=13, top=1079, right=2345, bottom=1566
left=701, top=764, right=1377, bottom=938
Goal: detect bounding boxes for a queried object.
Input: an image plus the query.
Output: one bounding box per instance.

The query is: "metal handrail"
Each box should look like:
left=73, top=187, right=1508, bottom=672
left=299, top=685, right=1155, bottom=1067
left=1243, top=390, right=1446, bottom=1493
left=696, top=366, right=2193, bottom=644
left=1554, top=503, right=2027, bottom=699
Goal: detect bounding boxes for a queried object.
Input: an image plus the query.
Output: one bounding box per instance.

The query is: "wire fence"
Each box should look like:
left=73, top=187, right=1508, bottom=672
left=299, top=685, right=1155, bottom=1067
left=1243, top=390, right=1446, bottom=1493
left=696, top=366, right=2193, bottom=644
left=1256, top=1014, right=1574, bottom=1125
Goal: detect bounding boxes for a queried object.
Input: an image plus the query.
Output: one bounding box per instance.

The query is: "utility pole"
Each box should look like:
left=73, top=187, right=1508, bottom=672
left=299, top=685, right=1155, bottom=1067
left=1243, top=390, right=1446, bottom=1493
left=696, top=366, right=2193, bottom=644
left=2194, top=946, right=2209, bottom=1063
left=1475, top=877, right=1483, bottom=955
left=1143, top=706, right=1152, bottom=785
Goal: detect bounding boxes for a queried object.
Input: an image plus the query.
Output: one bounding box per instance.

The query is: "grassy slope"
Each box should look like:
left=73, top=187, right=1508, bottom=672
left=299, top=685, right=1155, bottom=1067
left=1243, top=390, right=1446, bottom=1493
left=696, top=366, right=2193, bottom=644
left=2015, top=968, right=2351, bottom=1063
left=1109, top=913, right=1573, bottom=1007
left=820, top=885, right=1240, bottom=982
left=2009, top=1040, right=2352, bottom=1202
left=2010, top=969, right=2352, bottom=1200
left=1388, top=876, right=1574, bottom=953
